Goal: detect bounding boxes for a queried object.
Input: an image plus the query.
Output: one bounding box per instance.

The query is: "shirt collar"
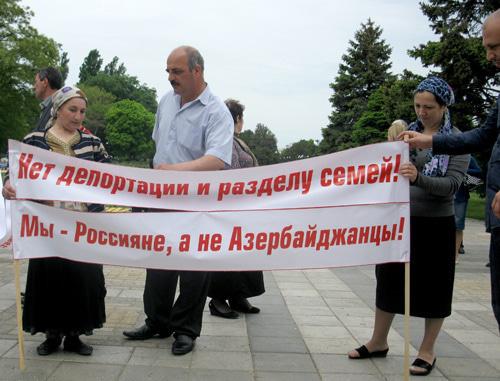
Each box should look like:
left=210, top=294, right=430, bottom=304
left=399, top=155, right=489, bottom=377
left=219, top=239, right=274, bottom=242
left=40, top=95, right=52, bottom=110
left=197, top=84, right=211, bottom=106
left=175, top=84, right=211, bottom=109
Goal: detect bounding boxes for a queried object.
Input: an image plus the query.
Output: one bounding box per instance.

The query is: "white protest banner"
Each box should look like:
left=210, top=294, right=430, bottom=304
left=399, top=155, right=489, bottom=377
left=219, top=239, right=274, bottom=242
left=0, top=175, right=12, bottom=249
left=9, top=140, right=409, bottom=210
left=12, top=200, right=409, bottom=270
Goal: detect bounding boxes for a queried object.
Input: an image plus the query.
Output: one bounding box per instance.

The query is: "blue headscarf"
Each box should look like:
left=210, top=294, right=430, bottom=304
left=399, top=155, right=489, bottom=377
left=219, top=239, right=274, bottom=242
left=408, top=76, right=454, bottom=177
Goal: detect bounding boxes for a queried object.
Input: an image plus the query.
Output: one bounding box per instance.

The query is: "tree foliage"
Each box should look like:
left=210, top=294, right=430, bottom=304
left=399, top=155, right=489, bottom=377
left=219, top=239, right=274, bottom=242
left=239, top=123, right=280, bottom=165
left=351, top=70, right=423, bottom=145
left=409, top=0, right=500, bottom=130
left=104, top=56, right=126, bottom=76
left=84, top=72, right=157, bottom=113
left=59, top=51, right=70, bottom=82
left=280, top=139, right=318, bottom=162
left=78, top=49, right=103, bottom=83
left=78, top=52, right=157, bottom=113
left=320, top=19, right=393, bottom=153
left=78, top=84, right=116, bottom=141
left=105, top=100, right=155, bottom=160
left=0, top=0, right=61, bottom=152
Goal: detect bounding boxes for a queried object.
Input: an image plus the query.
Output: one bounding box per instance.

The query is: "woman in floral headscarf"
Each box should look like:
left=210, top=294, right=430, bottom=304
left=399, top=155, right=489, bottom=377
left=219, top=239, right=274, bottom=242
left=2, top=86, right=109, bottom=357
left=347, top=77, right=469, bottom=376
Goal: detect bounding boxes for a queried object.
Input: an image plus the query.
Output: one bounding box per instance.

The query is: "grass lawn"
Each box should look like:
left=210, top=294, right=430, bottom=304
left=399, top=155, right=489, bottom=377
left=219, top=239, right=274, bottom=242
left=114, top=159, right=150, bottom=168
left=467, top=192, right=486, bottom=220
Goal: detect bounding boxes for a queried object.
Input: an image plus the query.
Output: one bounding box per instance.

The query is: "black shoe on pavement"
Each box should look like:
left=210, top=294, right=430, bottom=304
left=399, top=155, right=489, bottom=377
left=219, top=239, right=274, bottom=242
left=209, top=299, right=239, bottom=319
left=229, top=297, right=260, bottom=314
left=63, top=336, right=93, bottom=356
left=123, top=324, right=171, bottom=340
left=36, top=338, right=61, bottom=356
left=172, top=334, right=194, bottom=355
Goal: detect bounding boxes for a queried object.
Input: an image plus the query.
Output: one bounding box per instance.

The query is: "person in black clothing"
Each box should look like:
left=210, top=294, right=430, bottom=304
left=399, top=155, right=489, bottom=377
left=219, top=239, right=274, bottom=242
left=454, top=156, right=482, bottom=263
left=400, top=10, right=500, bottom=333
left=208, top=99, right=265, bottom=319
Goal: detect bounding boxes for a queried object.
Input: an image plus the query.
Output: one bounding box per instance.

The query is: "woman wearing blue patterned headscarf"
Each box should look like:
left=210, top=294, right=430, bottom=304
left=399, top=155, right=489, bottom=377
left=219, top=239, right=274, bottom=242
left=349, top=77, right=470, bottom=376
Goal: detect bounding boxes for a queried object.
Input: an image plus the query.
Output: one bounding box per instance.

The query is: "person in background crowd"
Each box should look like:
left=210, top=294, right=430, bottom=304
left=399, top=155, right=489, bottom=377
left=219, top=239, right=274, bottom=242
left=208, top=99, right=265, bottom=319
left=2, top=86, right=109, bottom=356
left=33, top=67, right=63, bottom=132
left=123, top=46, right=233, bottom=356
left=387, top=119, right=408, bottom=142
left=454, top=156, right=482, bottom=263
left=349, top=77, right=469, bottom=376
left=400, top=10, right=500, bottom=334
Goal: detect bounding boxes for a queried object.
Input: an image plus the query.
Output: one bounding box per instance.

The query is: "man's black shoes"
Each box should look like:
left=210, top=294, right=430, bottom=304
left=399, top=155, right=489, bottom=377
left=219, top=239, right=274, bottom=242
left=172, top=334, right=194, bottom=355
left=123, top=324, right=171, bottom=340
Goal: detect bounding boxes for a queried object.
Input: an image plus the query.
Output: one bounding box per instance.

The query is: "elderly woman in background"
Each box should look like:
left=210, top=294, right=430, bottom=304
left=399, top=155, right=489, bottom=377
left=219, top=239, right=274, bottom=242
left=208, top=99, right=265, bottom=319
left=2, top=86, right=109, bottom=356
left=348, top=77, right=469, bottom=376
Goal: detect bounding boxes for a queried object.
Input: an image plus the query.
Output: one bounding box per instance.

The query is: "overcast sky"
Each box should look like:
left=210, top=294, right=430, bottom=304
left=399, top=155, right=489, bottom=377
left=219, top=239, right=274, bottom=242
left=24, top=0, right=436, bottom=148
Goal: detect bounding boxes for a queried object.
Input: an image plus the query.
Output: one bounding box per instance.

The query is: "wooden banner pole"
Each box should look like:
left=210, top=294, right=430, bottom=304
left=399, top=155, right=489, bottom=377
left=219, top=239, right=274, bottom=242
left=14, top=259, right=25, bottom=370
left=403, top=261, right=410, bottom=381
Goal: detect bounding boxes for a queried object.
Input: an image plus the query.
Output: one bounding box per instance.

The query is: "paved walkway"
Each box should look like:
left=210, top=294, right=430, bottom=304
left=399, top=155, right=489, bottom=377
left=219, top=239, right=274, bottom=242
left=0, top=218, right=499, bottom=380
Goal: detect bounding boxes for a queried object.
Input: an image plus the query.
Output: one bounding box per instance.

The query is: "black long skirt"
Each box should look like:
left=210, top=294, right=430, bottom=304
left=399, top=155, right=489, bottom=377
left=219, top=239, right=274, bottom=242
left=376, top=216, right=455, bottom=318
left=208, top=271, right=265, bottom=300
left=23, top=257, right=106, bottom=336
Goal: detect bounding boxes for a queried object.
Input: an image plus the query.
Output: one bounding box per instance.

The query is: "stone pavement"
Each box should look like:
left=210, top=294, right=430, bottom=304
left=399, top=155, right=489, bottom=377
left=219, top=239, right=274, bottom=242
left=0, top=218, right=499, bottom=380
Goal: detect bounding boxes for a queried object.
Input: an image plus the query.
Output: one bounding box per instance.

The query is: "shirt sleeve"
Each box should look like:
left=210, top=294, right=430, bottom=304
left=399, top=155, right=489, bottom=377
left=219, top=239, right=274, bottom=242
left=203, top=106, right=234, bottom=166
left=414, top=153, right=470, bottom=197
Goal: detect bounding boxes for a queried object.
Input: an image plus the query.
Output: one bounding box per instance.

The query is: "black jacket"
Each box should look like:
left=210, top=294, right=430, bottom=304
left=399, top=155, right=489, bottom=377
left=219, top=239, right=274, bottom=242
left=433, top=95, right=500, bottom=230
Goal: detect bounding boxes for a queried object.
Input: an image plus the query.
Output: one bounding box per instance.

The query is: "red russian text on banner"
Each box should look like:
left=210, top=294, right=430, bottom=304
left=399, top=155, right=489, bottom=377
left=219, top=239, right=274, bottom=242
left=9, top=140, right=409, bottom=211
left=12, top=200, right=409, bottom=271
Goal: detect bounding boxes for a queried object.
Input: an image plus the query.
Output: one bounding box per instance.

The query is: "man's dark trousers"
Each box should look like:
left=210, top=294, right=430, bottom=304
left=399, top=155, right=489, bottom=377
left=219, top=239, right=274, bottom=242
left=490, top=228, right=500, bottom=332
left=143, top=269, right=210, bottom=338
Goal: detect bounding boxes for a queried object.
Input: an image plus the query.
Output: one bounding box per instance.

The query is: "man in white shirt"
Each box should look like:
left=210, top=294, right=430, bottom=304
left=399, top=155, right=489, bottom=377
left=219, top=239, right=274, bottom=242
left=123, top=46, right=233, bottom=355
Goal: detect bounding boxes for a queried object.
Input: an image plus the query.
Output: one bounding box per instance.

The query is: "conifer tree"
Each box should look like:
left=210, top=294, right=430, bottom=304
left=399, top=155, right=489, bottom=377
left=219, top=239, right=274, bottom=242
left=320, top=19, right=393, bottom=153
left=410, top=0, right=499, bottom=129
left=78, top=49, right=103, bottom=83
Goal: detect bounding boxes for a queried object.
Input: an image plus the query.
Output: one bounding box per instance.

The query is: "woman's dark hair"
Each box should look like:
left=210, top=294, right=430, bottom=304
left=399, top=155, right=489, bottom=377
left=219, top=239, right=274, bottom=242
left=224, top=99, right=245, bottom=124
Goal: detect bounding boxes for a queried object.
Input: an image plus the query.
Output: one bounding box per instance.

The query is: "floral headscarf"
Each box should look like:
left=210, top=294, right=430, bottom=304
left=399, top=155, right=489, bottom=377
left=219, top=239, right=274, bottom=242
left=46, top=86, right=88, bottom=128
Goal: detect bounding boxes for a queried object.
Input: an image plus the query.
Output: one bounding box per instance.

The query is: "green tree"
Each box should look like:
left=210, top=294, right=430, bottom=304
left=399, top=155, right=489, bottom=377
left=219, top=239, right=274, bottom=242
left=59, top=51, right=69, bottom=83
left=409, top=1, right=499, bottom=130
left=79, top=49, right=103, bottom=83
left=78, top=84, right=116, bottom=141
left=0, top=0, right=61, bottom=152
left=240, top=123, right=280, bottom=165
left=351, top=70, right=423, bottom=145
left=320, top=19, right=393, bottom=153
left=238, top=130, right=255, bottom=147
left=280, top=139, right=318, bottom=162
left=104, top=56, right=126, bottom=76
left=105, top=100, right=155, bottom=160
left=83, top=72, right=157, bottom=113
